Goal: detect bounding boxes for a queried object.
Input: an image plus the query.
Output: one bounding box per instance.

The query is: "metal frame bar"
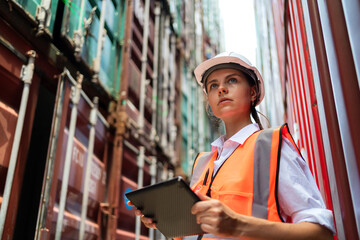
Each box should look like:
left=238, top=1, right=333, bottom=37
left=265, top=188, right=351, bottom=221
left=138, top=0, right=150, bottom=130
left=150, top=1, right=161, bottom=142
left=160, top=15, right=170, bottom=149
left=55, top=73, right=83, bottom=240
left=79, top=97, right=98, bottom=240
left=135, top=146, right=145, bottom=240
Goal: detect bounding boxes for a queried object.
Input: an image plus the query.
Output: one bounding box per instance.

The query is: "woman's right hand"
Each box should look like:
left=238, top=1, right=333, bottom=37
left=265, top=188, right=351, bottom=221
left=127, top=201, right=157, bottom=229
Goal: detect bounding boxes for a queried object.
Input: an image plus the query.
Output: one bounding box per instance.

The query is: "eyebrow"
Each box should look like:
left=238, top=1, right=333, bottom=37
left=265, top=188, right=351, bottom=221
left=206, top=79, right=217, bottom=86
left=225, top=73, right=242, bottom=79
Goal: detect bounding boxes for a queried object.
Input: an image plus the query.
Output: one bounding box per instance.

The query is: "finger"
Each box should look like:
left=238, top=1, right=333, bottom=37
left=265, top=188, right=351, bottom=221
left=144, top=222, right=157, bottom=229
left=191, top=199, right=215, bottom=214
left=127, top=201, right=134, bottom=207
left=195, top=192, right=211, bottom=201
left=195, top=208, right=217, bottom=225
left=200, top=222, right=215, bottom=234
left=140, top=215, right=153, bottom=224
left=134, top=209, right=143, bottom=216
left=141, top=215, right=157, bottom=229
left=196, top=212, right=217, bottom=226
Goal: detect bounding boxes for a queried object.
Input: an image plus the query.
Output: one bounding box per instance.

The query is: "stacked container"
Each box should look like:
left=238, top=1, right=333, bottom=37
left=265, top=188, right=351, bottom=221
left=0, top=0, right=222, bottom=239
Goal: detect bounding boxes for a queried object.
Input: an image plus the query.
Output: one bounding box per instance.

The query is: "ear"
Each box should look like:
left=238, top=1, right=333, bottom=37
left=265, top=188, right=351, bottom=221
left=250, top=86, right=257, bottom=102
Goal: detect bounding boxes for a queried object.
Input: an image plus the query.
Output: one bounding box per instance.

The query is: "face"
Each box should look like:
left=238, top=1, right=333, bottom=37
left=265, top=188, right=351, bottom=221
left=205, top=68, right=256, bottom=121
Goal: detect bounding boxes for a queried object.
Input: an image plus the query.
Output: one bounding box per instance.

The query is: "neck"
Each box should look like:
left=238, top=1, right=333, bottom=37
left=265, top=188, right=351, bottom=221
left=223, top=116, right=253, bottom=141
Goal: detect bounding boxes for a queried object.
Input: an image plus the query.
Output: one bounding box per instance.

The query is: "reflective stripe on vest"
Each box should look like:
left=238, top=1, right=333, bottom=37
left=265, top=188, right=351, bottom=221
left=252, top=128, right=273, bottom=218
left=190, top=152, right=215, bottom=188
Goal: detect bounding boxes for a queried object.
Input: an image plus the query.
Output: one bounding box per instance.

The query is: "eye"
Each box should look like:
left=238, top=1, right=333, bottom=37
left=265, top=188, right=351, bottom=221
left=228, top=78, right=238, bottom=84
left=207, top=83, right=218, bottom=91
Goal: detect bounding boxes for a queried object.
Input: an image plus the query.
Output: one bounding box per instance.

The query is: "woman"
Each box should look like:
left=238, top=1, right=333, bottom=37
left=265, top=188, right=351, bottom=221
left=130, top=52, right=335, bottom=239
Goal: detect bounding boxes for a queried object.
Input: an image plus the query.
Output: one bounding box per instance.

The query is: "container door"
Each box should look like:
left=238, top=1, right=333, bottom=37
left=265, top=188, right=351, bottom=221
left=35, top=72, right=110, bottom=240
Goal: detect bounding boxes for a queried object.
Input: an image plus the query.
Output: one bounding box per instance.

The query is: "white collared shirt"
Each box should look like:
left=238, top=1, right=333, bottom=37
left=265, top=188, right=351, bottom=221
left=210, top=123, right=335, bottom=234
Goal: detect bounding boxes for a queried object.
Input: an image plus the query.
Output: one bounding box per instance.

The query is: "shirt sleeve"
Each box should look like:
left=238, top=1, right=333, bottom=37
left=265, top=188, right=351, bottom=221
left=278, top=137, right=336, bottom=234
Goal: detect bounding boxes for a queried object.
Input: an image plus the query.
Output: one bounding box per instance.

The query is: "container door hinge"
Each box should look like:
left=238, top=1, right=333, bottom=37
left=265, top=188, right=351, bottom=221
left=84, top=6, right=97, bottom=37
left=36, top=0, right=51, bottom=36
left=92, top=0, right=107, bottom=82
left=20, top=50, right=36, bottom=84
left=73, top=6, right=96, bottom=61
left=92, top=28, right=106, bottom=81
left=73, top=29, right=84, bottom=61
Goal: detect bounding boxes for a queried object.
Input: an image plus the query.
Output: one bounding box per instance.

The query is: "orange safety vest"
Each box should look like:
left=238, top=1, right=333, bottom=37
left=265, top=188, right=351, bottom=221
left=184, top=124, right=299, bottom=240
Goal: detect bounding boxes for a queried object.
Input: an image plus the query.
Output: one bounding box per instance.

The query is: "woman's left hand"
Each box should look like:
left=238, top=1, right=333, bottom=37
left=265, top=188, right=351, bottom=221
left=191, top=193, right=244, bottom=238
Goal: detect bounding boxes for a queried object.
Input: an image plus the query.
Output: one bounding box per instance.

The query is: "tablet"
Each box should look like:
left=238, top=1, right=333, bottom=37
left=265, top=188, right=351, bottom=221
left=125, top=176, right=204, bottom=238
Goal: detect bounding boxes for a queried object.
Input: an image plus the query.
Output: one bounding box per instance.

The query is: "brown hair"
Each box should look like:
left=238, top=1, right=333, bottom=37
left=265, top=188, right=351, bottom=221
left=244, top=73, right=263, bottom=130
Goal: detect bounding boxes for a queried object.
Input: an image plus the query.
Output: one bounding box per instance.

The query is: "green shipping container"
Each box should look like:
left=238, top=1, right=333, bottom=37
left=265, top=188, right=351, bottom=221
left=61, top=0, right=126, bottom=98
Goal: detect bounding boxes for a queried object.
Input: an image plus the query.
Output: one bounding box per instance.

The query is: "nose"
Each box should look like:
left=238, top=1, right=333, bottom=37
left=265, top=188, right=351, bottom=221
left=218, top=85, right=228, bottom=95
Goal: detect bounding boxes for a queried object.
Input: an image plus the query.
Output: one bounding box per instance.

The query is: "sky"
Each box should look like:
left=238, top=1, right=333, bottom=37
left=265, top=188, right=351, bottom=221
left=218, top=0, right=257, bottom=64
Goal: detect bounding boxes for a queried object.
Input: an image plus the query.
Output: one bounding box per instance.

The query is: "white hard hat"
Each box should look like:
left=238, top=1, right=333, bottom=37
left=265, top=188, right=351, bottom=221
left=194, top=52, right=264, bottom=106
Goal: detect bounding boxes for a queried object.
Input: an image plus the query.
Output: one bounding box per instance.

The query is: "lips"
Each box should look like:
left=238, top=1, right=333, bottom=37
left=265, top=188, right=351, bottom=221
left=218, top=98, right=232, bottom=105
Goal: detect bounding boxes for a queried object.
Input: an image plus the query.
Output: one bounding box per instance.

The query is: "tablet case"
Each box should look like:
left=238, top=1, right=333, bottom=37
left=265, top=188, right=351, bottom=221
left=125, top=176, right=204, bottom=238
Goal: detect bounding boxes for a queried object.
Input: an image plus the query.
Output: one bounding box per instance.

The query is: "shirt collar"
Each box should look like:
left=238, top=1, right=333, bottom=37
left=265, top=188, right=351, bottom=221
left=211, top=123, right=260, bottom=150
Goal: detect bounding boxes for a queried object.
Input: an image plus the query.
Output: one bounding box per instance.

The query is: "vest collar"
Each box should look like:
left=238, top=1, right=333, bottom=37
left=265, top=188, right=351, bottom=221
left=211, top=123, right=260, bottom=150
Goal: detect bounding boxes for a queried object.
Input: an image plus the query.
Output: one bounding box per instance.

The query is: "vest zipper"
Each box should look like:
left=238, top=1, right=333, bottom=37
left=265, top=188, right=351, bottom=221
left=206, top=173, right=215, bottom=197
left=202, top=169, right=209, bottom=185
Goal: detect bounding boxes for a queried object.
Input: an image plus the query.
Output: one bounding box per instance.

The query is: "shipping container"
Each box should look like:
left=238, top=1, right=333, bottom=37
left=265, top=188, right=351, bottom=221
left=0, top=3, right=112, bottom=238
left=57, top=0, right=125, bottom=98
left=105, top=0, right=183, bottom=238
left=0, top=12, right=62, bottom=238
left=0, top=0, right=223, bottom=239
left=171, top=0, right=222, bottom=177
left=255, top=0, right=360, bottom=239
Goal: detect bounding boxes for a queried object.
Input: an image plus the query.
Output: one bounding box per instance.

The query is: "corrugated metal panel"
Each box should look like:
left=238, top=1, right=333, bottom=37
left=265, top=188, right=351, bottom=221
left=0, top=30, right=43, bottom=238
left=273, top=0, right=337, bottom=232
left=315, top=0, right=360, bottom=237
left=257, top=0, right=360, bottom=238
left=266, top=0, right=335, bottom=218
